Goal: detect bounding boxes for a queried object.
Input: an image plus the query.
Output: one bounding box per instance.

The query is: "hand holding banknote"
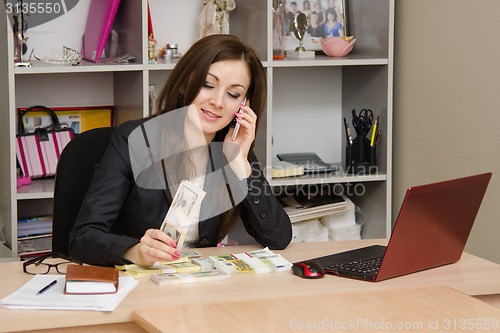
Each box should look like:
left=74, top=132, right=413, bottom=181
left=124, top=180, right=206, bottom=266
left=160, top=180, right=206, bottom=251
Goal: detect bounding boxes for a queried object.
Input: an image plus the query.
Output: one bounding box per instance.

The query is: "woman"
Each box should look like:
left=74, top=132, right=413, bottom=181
left=313, top=0, right=326, bottom=26
left=326, top=0, right=343, bottom=27
left=69, top=35, right=292, bottom=267
left=324, top=8, right=344, bottom=37
left=307, top=11, right=325, bottom=37
left=302, top=0, right=312, bottom=20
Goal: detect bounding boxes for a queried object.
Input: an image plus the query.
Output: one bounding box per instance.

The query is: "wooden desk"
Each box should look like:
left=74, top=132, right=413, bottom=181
left=133, top=286, right=500, bottom=333
left=1, top=239, right=500, bottom=332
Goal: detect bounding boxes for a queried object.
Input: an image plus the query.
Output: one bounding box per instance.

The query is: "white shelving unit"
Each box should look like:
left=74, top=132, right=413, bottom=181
left=0, top=0, right=394, bottom=259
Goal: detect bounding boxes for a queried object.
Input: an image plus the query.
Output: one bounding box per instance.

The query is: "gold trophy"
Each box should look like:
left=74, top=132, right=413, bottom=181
left=287, top=13, right=315, bottom=59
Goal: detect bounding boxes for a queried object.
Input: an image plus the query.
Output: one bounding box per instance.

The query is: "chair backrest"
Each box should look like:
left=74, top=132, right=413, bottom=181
left=52, top=127, right=115, bottom=256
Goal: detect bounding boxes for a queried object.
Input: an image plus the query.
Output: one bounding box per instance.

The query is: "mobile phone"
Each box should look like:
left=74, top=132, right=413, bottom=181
left=231, top=97, right=247, bottom=141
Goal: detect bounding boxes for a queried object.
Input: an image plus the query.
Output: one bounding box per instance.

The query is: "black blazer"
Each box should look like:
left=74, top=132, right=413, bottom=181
left=69, top=118, right=292, bottom=266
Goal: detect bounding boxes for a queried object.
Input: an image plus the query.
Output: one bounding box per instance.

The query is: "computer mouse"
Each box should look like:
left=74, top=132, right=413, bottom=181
left=291, top=260, right=325, bottom=279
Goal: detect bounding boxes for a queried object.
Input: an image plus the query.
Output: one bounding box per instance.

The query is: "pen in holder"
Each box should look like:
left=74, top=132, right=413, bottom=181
left=346, top=136, right=377, bottom=174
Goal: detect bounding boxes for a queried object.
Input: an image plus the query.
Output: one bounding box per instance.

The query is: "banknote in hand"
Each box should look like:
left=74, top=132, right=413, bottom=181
left=161, top=220, right=187, bottom=248
left=160, top=180, right=206, bottom=250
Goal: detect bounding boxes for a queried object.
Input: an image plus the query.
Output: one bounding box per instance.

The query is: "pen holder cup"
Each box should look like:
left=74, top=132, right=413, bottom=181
left=346, top=136, right=377, bottom=174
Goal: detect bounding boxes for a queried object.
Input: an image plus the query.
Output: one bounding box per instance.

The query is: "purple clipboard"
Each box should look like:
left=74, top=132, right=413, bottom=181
left=81, top=0, right=121, bottom=63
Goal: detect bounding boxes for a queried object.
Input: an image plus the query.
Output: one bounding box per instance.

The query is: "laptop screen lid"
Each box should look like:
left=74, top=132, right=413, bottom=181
left=308, top=172, right=492, bottom=282
left=376, top=172, right=492, bottom=281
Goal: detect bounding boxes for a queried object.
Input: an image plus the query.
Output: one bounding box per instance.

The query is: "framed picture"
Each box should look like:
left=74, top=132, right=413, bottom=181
left=280, top=0, right=347, bottom=51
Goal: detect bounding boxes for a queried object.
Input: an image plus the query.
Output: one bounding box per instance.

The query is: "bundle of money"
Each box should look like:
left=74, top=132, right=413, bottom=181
left=160, top=179, right=206, bottom=250
left=150, top=270, right=229, bottom=285
left=116, top=251, right=203, bottom=277
left=117, top=259, right=202, bottom=277
left=208, top=248, right=293, bottom=274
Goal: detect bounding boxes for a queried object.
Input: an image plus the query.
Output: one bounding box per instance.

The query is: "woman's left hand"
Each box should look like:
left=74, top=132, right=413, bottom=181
left=224, top=100, right=256, bottom=179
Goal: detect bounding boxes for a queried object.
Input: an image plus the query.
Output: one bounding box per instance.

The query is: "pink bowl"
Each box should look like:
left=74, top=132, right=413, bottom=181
left=321, top=37, right=356, bottom=57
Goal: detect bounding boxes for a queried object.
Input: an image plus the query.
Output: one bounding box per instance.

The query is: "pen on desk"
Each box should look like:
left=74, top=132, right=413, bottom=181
left=37, top=280, right=57, bottom=295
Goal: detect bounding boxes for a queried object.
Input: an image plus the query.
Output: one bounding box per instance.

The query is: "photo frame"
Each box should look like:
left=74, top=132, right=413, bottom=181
left=280, top=0, right=347, bottom=51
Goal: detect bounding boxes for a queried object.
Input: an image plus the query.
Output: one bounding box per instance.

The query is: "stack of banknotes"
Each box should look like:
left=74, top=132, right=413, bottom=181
left=160, top=179, right=206, bottom=250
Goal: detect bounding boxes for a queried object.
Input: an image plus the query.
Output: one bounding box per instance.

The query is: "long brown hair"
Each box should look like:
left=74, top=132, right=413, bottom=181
left=155, top=34, right=267, bottom=242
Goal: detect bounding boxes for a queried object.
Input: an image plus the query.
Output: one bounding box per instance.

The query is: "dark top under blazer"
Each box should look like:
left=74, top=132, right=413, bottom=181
left=69, top=118, right=292, bottom=266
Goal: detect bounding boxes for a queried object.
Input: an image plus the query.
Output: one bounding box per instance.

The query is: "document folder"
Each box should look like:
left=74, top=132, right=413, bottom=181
left=82, top=0, right=121, bottom=63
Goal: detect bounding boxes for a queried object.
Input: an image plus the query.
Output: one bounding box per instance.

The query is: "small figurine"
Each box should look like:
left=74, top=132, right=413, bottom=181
left=13, top=0, right=31, bottom=67
left=198, top=0, right=236, bottom=39
left=148, top=34, right=157, bottom=64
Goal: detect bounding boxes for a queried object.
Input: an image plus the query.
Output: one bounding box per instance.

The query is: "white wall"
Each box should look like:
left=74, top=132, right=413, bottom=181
left=393, top=0, right=500, bottom=263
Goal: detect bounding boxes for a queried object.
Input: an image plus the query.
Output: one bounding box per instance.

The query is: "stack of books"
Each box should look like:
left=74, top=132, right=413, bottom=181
left=17, top=215, right=53, bottom=258
left=279, top=192, right=347, bottom=223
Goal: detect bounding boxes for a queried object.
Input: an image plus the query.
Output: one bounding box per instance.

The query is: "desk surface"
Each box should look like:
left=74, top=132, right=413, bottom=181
left=133, top=285, right=500, bottom=333
left=1, top=239, right=500, bottom=332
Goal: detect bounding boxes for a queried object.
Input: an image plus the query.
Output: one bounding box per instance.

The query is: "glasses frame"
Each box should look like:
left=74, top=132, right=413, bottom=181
left=22, top=252, right=81, bottom=275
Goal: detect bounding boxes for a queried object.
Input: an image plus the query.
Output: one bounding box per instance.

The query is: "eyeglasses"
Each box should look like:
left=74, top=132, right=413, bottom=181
left=23, top=252, right=80, bottom=275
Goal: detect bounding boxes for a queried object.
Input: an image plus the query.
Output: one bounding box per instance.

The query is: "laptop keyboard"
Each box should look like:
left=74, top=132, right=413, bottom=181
left=326, top=257, right=383, bottom=275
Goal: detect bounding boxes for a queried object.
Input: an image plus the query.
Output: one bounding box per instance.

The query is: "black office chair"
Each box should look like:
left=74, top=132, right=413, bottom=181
left=52, top=127, right=116, bottom=256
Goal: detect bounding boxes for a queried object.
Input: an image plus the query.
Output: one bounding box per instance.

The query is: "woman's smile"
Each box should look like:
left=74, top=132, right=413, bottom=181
left=201, top=108, right=222, bottom=121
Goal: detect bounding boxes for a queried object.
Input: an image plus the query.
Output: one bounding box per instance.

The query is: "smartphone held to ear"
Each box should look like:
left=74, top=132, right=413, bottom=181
left=231, top=97, right=247, bottom=141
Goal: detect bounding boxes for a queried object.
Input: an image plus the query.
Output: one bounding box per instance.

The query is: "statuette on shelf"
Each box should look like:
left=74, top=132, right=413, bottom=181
left=198, top=0, right=236, bottom=39
left=12, top=0, right=31, bottom=67
left=287, top=13, right=315, bottom=59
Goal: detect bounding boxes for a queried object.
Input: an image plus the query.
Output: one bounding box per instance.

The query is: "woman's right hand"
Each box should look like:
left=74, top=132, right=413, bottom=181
left=123, top=228, right=181, bottom=266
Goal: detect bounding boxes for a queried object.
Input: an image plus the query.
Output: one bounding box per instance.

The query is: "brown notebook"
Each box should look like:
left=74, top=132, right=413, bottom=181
left=64, top=264, right=119, bottom=294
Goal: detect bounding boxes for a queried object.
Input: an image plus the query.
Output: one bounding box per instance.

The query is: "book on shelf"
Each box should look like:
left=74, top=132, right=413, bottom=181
left=279, top=192, right=348, bottom=223
left=288, top=191, right=346, bottom=208
left=150, top=270, right=229, bottom=286
left=271, top=161, right=305, bottom=178
left=17, top=234, right=52, bottom=258
left=208, top=248, right=292, bottom=274
left=17, top=215, right=53, bottom=238
left=64, top=264, right=119, bottom=295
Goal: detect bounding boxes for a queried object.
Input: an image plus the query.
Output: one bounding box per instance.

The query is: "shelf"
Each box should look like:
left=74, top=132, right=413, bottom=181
left=14, top=60, right=144, bottom=75
left=1, top=0, right=394, bottom=258
left=270, top=173, right=387, bottom=187
left=146, top=58, right=180, bottom=71
left=267, top=54, right=389, bottom=68
left=16, top=179, right=55, bottom=200
left=14, top=55, right=389, bottom=75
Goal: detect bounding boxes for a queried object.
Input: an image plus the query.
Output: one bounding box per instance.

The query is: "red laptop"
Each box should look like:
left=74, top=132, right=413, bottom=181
left=307, top=172, right=492, bottom=282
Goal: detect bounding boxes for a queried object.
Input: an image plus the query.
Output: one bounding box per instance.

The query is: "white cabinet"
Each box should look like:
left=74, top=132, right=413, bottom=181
left=0, top=0, right=394, bottom=259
